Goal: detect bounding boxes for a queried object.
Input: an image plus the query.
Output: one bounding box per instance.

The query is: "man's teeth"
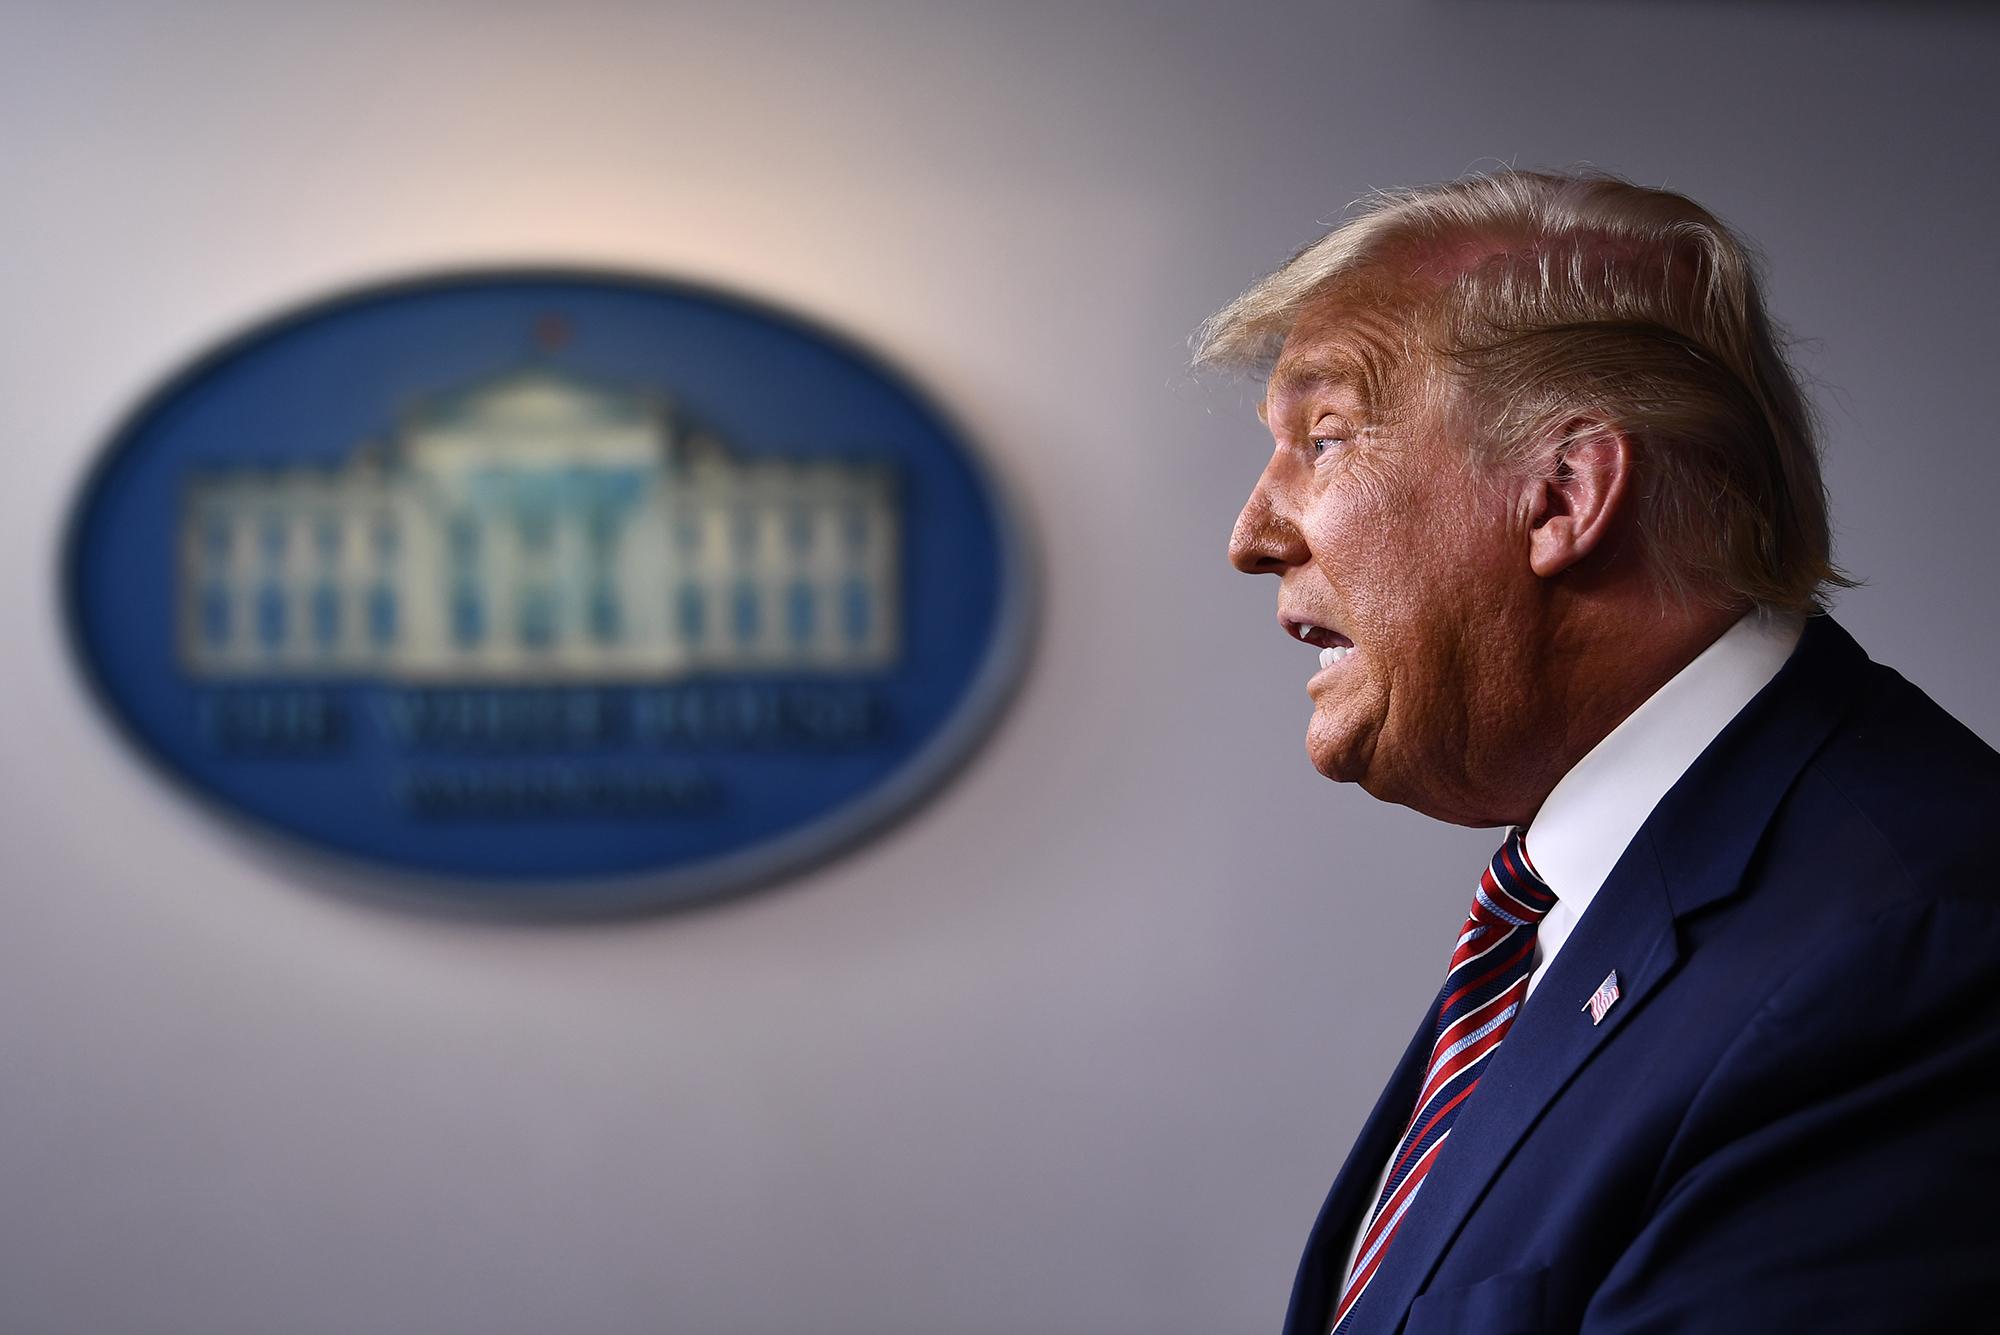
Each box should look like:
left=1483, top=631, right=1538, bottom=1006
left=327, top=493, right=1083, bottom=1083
left=1318, top=644, right=1354, bottom=669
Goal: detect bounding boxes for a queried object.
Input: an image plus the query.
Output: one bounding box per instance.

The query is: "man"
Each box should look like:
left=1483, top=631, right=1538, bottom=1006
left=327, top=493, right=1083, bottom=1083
left=1197, top=170, right=2000, bottom=1333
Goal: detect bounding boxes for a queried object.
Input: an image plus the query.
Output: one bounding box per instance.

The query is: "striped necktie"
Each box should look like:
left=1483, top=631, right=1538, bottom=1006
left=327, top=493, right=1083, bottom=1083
left=1332, top=828, right=1556, bottom=1333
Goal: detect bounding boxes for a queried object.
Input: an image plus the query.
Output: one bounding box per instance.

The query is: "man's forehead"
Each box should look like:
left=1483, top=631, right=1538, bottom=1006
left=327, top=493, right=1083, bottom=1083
left=1263, top=295, right=1415, bottom=413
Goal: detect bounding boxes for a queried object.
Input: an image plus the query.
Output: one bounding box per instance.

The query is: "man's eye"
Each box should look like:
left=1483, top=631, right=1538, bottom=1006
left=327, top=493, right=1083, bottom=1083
left=1311, top=435, right=1346, bottom=458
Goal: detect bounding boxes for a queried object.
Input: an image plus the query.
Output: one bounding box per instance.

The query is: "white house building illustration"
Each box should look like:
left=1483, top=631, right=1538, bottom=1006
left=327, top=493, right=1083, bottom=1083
left=178, top=367, right=900, bottom=680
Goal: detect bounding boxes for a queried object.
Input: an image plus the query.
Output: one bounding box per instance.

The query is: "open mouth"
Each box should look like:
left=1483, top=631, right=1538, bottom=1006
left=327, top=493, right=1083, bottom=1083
left=1284, top=617, right=1355, bottom=669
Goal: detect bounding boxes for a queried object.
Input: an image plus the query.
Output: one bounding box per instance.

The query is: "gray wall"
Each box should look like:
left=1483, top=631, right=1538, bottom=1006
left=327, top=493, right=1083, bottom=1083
left=3, top=3, right=1996, bottom=1333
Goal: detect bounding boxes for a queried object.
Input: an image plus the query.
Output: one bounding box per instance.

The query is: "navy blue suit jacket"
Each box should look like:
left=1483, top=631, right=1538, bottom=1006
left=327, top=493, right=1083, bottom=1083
left=1284, top=617, right=2000, bottom=1334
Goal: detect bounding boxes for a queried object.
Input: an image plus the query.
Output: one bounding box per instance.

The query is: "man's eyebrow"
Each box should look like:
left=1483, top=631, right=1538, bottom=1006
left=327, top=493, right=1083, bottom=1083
left=1266, top=357, right=1376, bottom=409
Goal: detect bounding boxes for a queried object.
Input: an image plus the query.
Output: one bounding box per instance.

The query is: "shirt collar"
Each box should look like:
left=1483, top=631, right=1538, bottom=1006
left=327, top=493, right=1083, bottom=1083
left=1523, top=611, right=1805, bottom=919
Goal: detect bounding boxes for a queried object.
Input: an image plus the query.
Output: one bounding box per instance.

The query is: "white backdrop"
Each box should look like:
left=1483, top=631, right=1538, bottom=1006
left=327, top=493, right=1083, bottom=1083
left=3, top=3, right=1997, bottom=1332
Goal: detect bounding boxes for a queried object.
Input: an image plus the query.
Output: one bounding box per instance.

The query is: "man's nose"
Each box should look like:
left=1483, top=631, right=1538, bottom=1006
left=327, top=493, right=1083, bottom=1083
left=1229, top=473, right=1307, bottom=574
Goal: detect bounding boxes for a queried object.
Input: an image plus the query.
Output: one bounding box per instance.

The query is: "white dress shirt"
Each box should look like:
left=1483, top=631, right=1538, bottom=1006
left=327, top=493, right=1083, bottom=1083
left=1335, top=611, right=1804, bottom=1295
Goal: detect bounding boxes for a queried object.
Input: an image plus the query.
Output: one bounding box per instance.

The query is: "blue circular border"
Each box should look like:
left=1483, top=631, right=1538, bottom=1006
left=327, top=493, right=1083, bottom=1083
left=61, top=268, right=1038, bottom=917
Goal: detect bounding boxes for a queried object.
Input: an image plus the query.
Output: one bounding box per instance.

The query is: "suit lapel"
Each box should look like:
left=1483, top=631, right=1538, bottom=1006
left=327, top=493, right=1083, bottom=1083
left=1335, top=615, right=1875, bottom=1333
left=1342, top=836, right=1681, bottom=1332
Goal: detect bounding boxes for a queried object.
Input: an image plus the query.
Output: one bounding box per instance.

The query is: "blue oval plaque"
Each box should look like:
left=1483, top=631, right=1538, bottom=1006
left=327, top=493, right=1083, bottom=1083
left=64, top=271, right=1031, bottom=913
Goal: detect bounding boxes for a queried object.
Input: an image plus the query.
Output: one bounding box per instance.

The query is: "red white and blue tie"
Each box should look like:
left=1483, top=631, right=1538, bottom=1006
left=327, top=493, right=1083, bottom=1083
left=1332, top=828, right=1556, bottom=1333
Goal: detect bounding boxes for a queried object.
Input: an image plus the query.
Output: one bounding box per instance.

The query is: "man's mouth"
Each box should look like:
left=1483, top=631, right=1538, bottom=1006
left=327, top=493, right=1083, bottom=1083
left=1283, top=616, right=1355, bottom=669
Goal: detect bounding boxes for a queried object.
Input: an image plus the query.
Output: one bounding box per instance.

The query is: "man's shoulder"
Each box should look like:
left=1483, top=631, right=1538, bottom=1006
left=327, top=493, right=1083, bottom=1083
left=1794, top=652, right=2000, bottom=904
left=1663, top=631, right=2000, bottom=1009
left=1675, top=662, right=2000, bottom=1127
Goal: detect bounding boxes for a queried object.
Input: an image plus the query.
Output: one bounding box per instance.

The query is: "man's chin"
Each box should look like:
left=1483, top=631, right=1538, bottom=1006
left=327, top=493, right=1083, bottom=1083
left=1307, top=748, right=1357, bottom=785
left=1305, top=715, right=1376, bottom=787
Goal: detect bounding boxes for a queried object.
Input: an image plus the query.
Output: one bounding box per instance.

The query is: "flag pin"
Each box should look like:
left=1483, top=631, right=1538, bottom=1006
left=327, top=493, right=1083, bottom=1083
left=1583, top=970, right=1621, bottom=1026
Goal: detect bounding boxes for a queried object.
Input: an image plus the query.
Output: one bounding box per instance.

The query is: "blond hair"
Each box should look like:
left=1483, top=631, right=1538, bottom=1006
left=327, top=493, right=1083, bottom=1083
left=1194, top=169, right=1851, bottom=613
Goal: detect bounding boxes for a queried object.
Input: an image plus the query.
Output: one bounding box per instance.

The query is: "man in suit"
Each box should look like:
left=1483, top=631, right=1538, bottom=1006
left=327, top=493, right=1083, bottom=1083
left=1197, top=169, right=2000, bottom=1332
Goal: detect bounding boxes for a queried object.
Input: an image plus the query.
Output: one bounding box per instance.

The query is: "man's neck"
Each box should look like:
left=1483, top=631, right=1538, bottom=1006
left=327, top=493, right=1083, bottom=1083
left=1497, top=598, right=1749, bottom=829
left=1521, top=610, right=1807, bottom=985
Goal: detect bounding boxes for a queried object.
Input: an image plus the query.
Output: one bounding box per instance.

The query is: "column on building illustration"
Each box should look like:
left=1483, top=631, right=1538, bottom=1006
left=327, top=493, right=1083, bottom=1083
left=181, top=452, right=411, bottom=676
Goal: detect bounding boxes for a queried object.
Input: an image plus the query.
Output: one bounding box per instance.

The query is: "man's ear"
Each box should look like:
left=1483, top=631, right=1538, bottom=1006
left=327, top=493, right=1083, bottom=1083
left=1526, top=419, right=1632, bottom=579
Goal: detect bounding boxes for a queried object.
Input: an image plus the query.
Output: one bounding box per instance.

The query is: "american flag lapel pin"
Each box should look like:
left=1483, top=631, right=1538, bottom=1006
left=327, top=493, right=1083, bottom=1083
left=1583, top=970, right=1621, bottom=1026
